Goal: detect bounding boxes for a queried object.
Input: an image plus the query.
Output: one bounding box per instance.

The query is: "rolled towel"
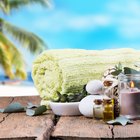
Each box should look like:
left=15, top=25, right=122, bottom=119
left=32, top=48, right=140, bottom=105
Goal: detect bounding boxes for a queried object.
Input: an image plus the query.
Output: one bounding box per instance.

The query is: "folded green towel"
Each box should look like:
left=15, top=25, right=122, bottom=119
left=32, top=48, right=140, bottom=105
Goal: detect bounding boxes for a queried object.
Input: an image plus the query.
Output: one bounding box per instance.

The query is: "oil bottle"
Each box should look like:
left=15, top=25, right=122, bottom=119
left=103, top=99, right=114, bottom=121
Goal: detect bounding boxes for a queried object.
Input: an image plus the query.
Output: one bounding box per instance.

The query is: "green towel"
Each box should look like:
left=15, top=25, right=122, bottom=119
left=32, top=48, right=140, bottom=105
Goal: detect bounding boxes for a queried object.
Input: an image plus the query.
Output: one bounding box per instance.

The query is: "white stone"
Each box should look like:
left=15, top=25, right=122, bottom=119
left=79, top=95, right=103, bottom=118
left=86, top=80, right=103, bottom=94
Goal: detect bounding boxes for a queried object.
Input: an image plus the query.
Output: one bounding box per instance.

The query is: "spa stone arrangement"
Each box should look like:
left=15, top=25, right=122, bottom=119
left=32, top=48, right=140, bottom=125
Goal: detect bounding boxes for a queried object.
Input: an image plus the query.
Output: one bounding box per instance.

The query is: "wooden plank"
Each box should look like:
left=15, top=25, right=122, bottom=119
left=0, top=97, right=13, bottom=108
left=51, top=116, right=112, bottom=140
left=0, top=96, right=41, bottom=107
left=12, top=96, right=41, bottom=106
left=0, top=96, right=41, bottom=126
left=0, top=97, right=14, bottom=126
left=0, top=112, right=54, bottom=140
left=0, top=96, right=55, bottom=140
left=113, top=120, right=140, bottom=139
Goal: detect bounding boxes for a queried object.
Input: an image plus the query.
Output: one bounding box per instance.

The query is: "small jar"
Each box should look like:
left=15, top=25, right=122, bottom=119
left=103, top=99, right=114, bottom=121
left=93, top=99, right=104, bottom=119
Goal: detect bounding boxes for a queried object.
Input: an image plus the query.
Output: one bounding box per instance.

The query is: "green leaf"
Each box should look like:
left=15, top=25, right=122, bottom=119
left=59, top=94, right=68, bottom=102
left=0, top=31, right=26, bottom=79
left=0, top=0, right=10, bottom=14
left=118, top=62, right=122, bottom=70
left=9, top=0, right=50, bottom=11
left=67, top=93, right=86, bottom=102
left=51, top=85, right=88, bottom=103
left=2, top=19, right=46, bottom=54
left=0, top=102, right=25, bottom=113
left=26, top=105, right=47, bottom=116
left=0, top=0, right=49, bottom=79
left=107, top=116, right=133, bottom=126
left=0, top=0, right=50, bottom=14
left=0, top=41, right=14, bottom=79
left=114, top=62, right=122, bottom=70
left=50, top=92, right=61, bottom=102
left=124, top=67, right=140, bottom=74
left=82, top=84, right=88, bottom=96
left=110, top=62, right=123, bottom=76
left=111, top=70, right=122, bottom=76
left=27, top=102, right=39, bottom=109
left=67, top=86, right=88, bottom=102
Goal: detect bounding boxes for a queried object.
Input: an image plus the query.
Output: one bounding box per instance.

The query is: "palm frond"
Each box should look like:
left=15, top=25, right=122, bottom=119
left=9, top=0, right=50, bottom=10
left=0, top=0, right=10, bottom=14
left=0, top=40, right=14, bottom=79
left=2, top=19, right=46, bottom=54
left=9, top=46, right=27, bottom=79
left=0, top=32, right=26, bottom=79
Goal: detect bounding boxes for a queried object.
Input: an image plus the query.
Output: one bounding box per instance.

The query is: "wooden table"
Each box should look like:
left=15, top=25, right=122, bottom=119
left=52, top=116, right=140, bottom=140
left=0, top=96, right=54, bottom=140
left=0, top=96, right=140, bottom=140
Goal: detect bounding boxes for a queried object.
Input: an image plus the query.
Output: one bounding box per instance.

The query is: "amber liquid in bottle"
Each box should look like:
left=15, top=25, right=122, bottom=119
left=103, top=99, right=114, bottom=121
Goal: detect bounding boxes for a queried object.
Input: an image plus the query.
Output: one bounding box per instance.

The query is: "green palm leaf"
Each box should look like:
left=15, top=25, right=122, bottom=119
left=9, top=0, right=50, bottom=10
left=0, top=0, right=10, bottom=14
left=0, top=0, right=49, bottom=79
left=2, top=19, right=46, bottom=54
left=0, top=32, right=26, bottom=79
left=0, top=40, right=14, bottom=79
left=0, top=0, right=50, bottom=14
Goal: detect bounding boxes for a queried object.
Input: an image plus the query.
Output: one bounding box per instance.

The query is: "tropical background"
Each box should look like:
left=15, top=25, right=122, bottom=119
left=0, top=0, right=140, bottom=89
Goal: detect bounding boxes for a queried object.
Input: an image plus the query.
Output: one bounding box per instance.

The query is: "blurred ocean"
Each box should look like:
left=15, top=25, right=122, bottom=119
left=0, top=72, right=34, bottom=86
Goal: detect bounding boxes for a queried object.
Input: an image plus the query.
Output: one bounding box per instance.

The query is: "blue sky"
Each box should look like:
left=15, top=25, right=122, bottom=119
left=2, top=0, right=140, bottom=71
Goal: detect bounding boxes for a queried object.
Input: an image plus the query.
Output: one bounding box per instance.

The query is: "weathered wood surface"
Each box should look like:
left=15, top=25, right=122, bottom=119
left=113, top=120, right=140, bottom=139
left=51, top=116, right=112, bottom=140
left=1, top=96, right=140, bottom=140
left=52, top=116, right=140, bottom=140
left=0, top=96, right=54, bottom=140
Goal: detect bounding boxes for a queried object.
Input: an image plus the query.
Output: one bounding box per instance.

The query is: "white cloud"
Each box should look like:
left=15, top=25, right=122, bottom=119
left=107, top=0, right=140, bottom=39
left=33, top=11, right=111, bottom=32
left=68, top=15, right=110, bottom=29
left=32, top=0, right=140, bottom=39
left=108, top=0, right=140, bottom=16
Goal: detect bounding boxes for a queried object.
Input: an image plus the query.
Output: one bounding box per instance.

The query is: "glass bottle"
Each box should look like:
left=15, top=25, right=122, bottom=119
left=103, top=80, right=119, bottom=119
left=93, top=99, right=104, bottom=119
left=103, top=99, right=114, bottom=121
